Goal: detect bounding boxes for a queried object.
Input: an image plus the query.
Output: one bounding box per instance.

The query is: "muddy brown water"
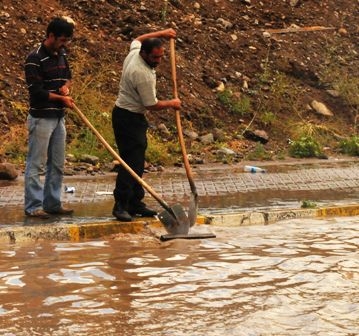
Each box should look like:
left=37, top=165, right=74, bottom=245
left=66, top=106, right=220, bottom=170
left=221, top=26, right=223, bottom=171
left=1, top=216, right=359, bottom=335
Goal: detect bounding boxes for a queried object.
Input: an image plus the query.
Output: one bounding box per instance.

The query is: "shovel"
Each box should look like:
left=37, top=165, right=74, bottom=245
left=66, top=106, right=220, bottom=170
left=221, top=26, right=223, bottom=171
left=73, top=104, right=190, bottom=235
left=170, top=38, right=199, bottom=227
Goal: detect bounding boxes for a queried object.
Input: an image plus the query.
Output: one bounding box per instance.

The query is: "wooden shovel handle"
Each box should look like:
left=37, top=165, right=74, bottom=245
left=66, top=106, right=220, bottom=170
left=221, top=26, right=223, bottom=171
left=170, top=39, right=197, bottom=194
left=73, top=104, right=172, bottom=213
left=170, top=39, right=178, bottom=99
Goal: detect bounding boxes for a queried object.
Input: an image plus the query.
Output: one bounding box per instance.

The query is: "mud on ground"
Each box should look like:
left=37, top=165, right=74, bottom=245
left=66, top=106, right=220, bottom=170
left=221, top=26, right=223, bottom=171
left=0, top=0, right=358, bottom=162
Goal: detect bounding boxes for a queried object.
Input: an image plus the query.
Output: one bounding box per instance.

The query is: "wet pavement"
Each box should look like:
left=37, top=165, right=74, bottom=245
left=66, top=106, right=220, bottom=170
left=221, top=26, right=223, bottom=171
left=1, top=158, right=359, bottom=222
left=1, top=215, right=359, bottom=335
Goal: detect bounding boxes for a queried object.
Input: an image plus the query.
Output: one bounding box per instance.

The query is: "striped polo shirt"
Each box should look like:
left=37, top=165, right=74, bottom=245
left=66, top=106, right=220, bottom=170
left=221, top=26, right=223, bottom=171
left=25, top=43, right=72, bottom=118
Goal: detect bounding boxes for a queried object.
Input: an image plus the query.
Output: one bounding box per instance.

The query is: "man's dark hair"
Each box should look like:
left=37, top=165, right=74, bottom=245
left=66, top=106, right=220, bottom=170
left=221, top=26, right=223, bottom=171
left=140, top=38, right=163, bottom=54
left=46, top=17, right=74, bottom=38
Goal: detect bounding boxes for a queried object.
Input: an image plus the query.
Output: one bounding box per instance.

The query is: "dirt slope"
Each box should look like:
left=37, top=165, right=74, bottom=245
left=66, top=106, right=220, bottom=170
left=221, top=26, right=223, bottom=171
left=0, top=0, right=358, bottom=162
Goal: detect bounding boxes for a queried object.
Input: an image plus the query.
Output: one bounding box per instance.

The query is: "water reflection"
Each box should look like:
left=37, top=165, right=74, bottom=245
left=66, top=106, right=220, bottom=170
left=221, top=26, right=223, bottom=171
left=0, top=217, right=359, bottom=335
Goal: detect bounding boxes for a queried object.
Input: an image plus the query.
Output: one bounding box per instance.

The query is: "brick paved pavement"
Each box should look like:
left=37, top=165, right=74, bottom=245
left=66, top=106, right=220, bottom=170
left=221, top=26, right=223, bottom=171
left=0, top=159, right=358, bottom=241
left=1, top=159, right=358, bottom=208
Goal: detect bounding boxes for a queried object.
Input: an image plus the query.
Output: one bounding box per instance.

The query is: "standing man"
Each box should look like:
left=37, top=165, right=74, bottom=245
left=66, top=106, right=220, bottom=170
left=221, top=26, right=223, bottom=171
left=112, top=28, right=181, bottom=222
left=24, top=17, right=75, bottom=219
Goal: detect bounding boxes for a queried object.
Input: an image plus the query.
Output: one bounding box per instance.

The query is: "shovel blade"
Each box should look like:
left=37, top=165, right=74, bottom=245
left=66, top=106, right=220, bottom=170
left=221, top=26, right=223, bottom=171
left=158, top=204, right=190, bottom=235
left=188, top=193, right=198, bottom=227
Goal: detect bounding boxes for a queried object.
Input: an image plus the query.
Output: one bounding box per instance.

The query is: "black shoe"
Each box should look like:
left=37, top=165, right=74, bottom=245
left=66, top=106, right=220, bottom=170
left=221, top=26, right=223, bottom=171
left=112, top=203, right=132, bottom=222
left=129, top=205, right=157, bottom=217
left=45, top=207, right=74, bottom=215
left=113, top=209, right=132, bottom=222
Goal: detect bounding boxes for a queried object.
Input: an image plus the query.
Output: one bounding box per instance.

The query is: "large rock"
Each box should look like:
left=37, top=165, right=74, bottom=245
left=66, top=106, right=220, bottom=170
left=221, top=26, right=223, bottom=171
left=290, top=0, right=300, bottom=6
left=183, top=128, right=199, bottom=140
left=216, top=147, right=236, bottom=157
left=243, top=129, right=269, bottom=144
left=79, top=154, right=100, bottom=165
left=0, top=162, right=18, bottom=180
left=199, top=133, right=214, bottom=145
left=158, top=123, right=170, bottom=136
left=310, top=100, right=334, bottom=117
left=213, top=128, right=226, bottom=142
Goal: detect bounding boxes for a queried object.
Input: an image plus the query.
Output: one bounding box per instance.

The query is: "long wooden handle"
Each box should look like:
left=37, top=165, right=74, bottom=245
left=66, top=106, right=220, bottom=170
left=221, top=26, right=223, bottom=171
left=73, top=104, right=172, bottom=213
left=170, top=39, right=178, bottom=99
left=169, top=39, right=197, bottom=195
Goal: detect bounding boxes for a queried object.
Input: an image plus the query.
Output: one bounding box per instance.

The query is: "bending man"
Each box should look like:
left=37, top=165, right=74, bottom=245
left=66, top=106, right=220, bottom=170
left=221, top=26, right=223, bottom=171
left=112, top=28, right=181, bottom=221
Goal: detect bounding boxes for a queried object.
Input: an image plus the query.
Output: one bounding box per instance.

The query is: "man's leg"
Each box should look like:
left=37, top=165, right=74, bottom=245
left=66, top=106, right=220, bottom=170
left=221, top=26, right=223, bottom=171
left=24, top=116, right=52, bottom=217
left=43, top=118, right=72, bottom=214
left=112, top=107, right=156, bottom=219
left=122, top=116, right=157, bottom=217
left=112, top=107, right=141, bottom=221
left=127, top=146, right=157, bottom=217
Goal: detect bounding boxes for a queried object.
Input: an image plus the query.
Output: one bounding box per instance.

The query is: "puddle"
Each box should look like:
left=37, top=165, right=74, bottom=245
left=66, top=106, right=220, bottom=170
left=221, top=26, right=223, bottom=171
left=1, top=186, right=358, bottom=227
left=1, top=216, right=359, bottom=335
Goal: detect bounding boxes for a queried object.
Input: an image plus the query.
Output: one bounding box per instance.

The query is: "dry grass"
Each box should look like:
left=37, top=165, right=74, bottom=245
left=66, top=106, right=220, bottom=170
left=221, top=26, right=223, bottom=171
left=66, top=50, right=120, bottom=160
left=0, top=125, right=28, bottom=162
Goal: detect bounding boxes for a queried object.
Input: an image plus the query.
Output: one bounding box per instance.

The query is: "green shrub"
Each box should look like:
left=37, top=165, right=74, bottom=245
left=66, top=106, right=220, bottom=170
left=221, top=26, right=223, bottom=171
left=67, top=51, right=118, bottom=161
left=10, top=101, right=28, bottom=122
left=217, top=89, right=251, bottom=116
left=339, top=136, right=359, bottom=156
left=68, top=127, right=113, bottom=161
left=217, top=89, right=232, bottom=105
left=301, top=200, right=317, bottom=208
left=289, top=136, right=322, bottom=158
left=161, top=0, right=168, bottom=22
left=0, top=125, right=28, bottom=163
left=257, top=68, right=304, bottom=117
left=260, top=111, right=277, bottom=126
left=146, top=133, right=178, bottom=165
left=246, top=143, right=272, bottom=160
left=232, top=95, right=251, bottom=116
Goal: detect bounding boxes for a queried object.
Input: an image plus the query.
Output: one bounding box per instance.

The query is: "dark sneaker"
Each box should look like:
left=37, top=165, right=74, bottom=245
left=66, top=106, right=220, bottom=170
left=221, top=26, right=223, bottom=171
left=112, top=203, right=132, bottom=222
left=45, top=207, right=74, bottom=215
left=129, top=205, right=157, bottom=217
left=25, top=209, right=51, bottom=219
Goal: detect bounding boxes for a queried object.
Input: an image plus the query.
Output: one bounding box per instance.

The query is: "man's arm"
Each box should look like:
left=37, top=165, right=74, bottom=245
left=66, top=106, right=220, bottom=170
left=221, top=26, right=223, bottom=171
left=25, top=54, right=50, bottom=102
left=48, top=92, right=74, bottom=109
left=58, top=80, right=72, bottom=96
left=135, top=28, right=176, bottom=42
left=25, top=54, right=74, bottom=109
left=135, top=28, right=180, bottom=111
left=41, top=77, right=73, bottom=109
left=146, top=98, right=181, bottom=111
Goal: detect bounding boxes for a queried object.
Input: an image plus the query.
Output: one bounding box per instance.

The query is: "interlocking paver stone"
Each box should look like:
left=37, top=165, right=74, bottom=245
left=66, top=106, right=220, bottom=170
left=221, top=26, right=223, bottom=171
left=0, top=160, right=358, bottom=208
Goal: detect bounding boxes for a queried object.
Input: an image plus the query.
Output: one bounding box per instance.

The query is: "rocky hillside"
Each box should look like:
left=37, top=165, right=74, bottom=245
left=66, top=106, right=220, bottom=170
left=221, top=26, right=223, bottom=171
left=0, top=0, right=358, bottom=165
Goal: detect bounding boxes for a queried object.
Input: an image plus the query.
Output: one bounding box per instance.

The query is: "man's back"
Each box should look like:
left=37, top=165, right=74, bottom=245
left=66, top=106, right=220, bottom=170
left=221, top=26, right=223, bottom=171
left=115, top=40, right=157, bottom=114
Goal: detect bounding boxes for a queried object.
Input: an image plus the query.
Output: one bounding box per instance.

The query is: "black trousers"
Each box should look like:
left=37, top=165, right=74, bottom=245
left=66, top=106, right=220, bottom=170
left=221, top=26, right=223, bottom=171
left=112, top=106, right=148, bottom=209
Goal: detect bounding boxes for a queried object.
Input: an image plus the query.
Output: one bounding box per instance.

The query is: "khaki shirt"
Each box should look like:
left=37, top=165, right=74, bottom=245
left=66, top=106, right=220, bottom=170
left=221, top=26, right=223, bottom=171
left=115, top=40, right=158, bottom=114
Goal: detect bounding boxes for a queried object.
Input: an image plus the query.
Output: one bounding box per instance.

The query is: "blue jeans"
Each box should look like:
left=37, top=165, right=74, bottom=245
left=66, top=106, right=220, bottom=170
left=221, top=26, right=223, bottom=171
left=24, top=116, right=66, bottom=214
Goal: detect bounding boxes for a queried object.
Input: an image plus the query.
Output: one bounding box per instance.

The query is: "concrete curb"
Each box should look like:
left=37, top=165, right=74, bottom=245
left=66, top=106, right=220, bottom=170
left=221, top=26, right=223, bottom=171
left=1, top=204, right=358, bottom=243
left=206, top=204, right=359, bottom=227
left=0, top=216, right=208, bottom=244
